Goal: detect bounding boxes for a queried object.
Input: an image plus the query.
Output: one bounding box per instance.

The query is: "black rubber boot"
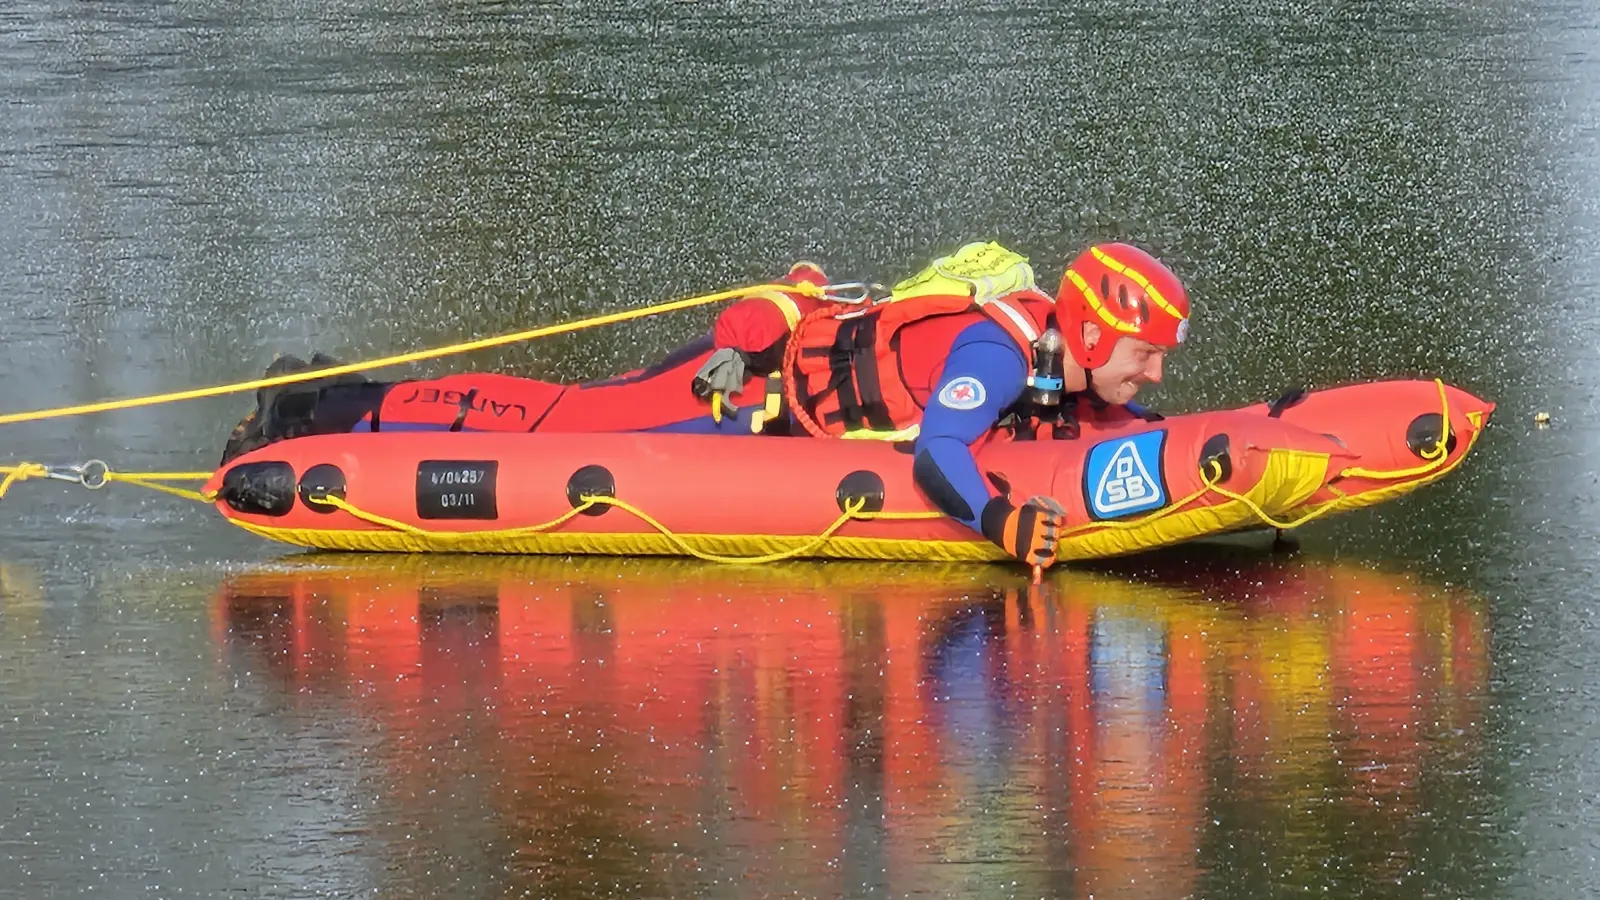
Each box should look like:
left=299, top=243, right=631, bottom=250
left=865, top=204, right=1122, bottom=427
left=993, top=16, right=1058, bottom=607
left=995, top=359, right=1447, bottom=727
left=219, top=353, right=371, bottom=466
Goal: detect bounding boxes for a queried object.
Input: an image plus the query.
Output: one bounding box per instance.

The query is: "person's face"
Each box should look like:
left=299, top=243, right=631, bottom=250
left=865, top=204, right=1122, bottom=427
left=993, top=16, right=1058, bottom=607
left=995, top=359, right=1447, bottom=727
left=1085, top=325, right=1168, bottom=405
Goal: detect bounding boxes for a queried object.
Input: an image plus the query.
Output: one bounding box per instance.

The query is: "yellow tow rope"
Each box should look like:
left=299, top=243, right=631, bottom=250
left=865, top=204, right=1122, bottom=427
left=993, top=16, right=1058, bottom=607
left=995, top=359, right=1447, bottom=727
left=0, top=461, right=214, bottom=504
left=210, top=395, right=1455, bottom=561
left=0, top=355, right=1470, bottom=567
left=0, top=281, right=820, bottom=427
left=0, top=458, right=948, bottom=566
left=306, top=493, right=946, bottom=566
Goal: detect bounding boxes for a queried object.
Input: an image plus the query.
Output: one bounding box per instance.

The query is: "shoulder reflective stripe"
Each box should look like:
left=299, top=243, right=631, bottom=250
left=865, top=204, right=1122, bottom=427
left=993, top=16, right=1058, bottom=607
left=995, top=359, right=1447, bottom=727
left=970, top=273, right=1001, bottom=304
left=963, top=269, right=1036, bottom=305
left=840, top=424, right=921, bottom=441
left=1089, top=246, right=1185, bottom=320
left=979, top=297, right=1041, bottom=343
left=770, top=295, right=802, bottom=329
left=747, top=289, right=803, bottom=329
left=1063, top=269, right=1141, bottom=334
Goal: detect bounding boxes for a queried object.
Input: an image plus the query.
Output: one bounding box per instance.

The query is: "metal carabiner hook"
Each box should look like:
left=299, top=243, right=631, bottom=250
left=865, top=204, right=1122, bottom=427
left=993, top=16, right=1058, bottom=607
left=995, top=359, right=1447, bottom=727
left=823, top=282, right=889, bottom=305
left=41, top=465, right=85, bottom=485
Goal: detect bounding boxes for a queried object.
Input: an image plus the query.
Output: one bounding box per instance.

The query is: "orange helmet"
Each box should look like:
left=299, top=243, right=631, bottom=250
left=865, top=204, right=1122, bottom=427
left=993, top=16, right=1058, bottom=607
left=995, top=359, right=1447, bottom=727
left=1057, top=243, right=1190, bottom=369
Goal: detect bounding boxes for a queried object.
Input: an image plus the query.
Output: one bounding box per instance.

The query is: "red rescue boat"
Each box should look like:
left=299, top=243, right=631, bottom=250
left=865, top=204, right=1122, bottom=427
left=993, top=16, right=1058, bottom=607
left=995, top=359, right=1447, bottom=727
left=205, top=379, right=1492, bottom=562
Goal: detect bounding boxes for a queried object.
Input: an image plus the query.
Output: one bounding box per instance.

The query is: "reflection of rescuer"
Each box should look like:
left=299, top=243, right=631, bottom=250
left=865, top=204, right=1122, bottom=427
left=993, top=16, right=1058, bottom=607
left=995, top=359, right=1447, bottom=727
left=221, top=242, right=1189, bottom=569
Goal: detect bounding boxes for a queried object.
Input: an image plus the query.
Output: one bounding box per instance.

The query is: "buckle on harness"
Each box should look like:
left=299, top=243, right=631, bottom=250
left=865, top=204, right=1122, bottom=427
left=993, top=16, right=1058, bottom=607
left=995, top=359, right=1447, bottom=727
left=749, top=373, right=785, bottom=434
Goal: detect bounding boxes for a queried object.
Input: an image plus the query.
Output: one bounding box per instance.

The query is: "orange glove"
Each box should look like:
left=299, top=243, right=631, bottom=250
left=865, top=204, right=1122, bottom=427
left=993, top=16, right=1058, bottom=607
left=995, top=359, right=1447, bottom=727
left=980, top=495, right=1068, bottom=569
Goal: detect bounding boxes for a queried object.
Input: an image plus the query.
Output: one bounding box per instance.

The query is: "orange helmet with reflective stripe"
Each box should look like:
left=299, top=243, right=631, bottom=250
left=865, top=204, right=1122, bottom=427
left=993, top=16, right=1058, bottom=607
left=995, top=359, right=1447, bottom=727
left=1057, top=243, right=1190, bottom=369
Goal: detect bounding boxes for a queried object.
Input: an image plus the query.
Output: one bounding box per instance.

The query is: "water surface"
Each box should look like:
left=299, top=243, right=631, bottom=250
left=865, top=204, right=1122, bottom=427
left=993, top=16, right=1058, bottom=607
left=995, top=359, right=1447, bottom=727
left=2, top=0, right=1597, bottom=895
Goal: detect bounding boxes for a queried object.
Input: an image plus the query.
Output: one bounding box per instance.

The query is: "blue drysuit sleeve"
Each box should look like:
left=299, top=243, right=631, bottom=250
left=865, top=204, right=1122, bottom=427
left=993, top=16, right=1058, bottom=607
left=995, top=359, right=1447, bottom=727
left=910, top=320, right=1029, bottom=534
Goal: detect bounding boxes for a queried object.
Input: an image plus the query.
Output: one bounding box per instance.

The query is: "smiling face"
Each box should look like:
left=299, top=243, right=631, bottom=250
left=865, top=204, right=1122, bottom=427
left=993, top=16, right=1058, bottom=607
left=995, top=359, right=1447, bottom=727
left=1081, top=323, right=1169, bottom=405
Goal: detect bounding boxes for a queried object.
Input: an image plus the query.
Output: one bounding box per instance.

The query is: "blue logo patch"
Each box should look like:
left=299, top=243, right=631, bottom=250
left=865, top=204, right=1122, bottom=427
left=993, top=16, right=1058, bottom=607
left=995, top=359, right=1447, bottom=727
left=1084, top=430, right=1168, bottom=519
left=938, top=376, right=987, bottom=410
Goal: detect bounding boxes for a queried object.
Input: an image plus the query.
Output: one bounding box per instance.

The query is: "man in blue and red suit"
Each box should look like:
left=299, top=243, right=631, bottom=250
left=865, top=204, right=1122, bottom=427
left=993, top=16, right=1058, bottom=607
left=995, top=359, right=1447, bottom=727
left=222, top=243, right=1190, bottom=570
left=773, top=241, right=1191, bottom=570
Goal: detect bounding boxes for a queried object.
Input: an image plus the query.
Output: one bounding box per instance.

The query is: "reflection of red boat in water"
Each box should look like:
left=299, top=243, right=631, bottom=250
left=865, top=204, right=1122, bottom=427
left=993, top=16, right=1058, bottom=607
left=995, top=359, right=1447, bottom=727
left=212, top=554, right=1490, bottom=896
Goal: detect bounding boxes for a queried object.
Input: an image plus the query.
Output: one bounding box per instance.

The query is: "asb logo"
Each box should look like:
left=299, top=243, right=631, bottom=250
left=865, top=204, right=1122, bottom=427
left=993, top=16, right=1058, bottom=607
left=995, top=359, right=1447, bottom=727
left=1084, top=430, right=1168, bottom=519
left=938, top=376, right=987, bottom=410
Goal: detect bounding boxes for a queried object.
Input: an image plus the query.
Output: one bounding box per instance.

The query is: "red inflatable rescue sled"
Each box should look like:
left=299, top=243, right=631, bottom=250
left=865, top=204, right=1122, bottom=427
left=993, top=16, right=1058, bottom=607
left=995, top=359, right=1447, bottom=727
left=207, top=379, right=1492, bottom=562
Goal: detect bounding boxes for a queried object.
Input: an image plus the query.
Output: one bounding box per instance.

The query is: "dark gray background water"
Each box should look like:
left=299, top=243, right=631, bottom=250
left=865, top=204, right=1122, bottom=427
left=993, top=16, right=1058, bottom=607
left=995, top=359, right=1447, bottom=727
left=1, top=0, right=1596, bottom=896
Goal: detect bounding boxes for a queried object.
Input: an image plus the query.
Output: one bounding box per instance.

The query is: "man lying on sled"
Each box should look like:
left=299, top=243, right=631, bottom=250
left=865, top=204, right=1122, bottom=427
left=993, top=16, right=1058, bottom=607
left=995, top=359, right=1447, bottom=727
left=222, top=241, right=1190, bottom=568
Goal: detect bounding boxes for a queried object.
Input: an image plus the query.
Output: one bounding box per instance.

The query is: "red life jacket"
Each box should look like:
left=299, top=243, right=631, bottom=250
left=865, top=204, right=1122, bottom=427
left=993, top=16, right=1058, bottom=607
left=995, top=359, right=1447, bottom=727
left=781, top=289, right=1055, bottom=438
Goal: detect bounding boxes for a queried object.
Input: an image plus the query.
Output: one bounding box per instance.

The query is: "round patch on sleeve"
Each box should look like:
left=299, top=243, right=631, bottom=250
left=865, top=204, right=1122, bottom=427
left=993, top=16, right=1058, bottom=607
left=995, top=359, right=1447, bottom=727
left=938, top=376, right=987, bottom=410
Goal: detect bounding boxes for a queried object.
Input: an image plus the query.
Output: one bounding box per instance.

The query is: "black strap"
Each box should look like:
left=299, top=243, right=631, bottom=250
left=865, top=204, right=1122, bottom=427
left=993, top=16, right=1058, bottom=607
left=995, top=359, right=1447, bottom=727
left=1053, top=399, right=1080, bottom=440
left=796, top=363, right=850, bottom=427
left=821, top=317, right=896, bottom=431
left=831, top=319, right=865, bottom=430
left=803, top=312, right=901, bottom=431
left=449, top=389, right=478, bottom=433
left=848, top=318, right=896, bottom=431
left=1001, top=407, right=1038, bottom=440
left=525, top=386, right=568, bottom=433
left=1267, top=386, right=1308, bottom=418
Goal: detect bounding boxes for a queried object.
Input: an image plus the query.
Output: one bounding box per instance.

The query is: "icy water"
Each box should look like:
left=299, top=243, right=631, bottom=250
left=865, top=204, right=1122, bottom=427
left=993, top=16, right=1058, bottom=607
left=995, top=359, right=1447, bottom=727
left=1, top=0, right=1597, bottom=897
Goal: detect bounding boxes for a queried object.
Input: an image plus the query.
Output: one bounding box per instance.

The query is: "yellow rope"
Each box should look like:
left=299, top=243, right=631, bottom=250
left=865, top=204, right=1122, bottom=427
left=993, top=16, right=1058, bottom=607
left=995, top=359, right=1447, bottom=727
left=1197, top=467, right=1351, bottom=530
left=1054, top=478, right=1215, bottom=539
left=106, top=475, right=215, bottom=504
left=288, top=470, right=1330, bottom=565
left=587, top=495, right=867, bottom=564
left=0, top=379, right=1468, bottom=562
left=0, top=464, right=50, bottom=501
left=0, top=462, right=214, bottom=503
left=307, top=490, right=944, bottom=565
left=0, top=281, right=819, bottom=427
left=1336, top=379, right=1453, bottom=481
left=308, top=493, right=600, bottom=539
left=0, top=447, right=1389, bottom=560
left=1159, top=378, right=1456, bottom=530
left=1039, top=381, right=1451, bottom=540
